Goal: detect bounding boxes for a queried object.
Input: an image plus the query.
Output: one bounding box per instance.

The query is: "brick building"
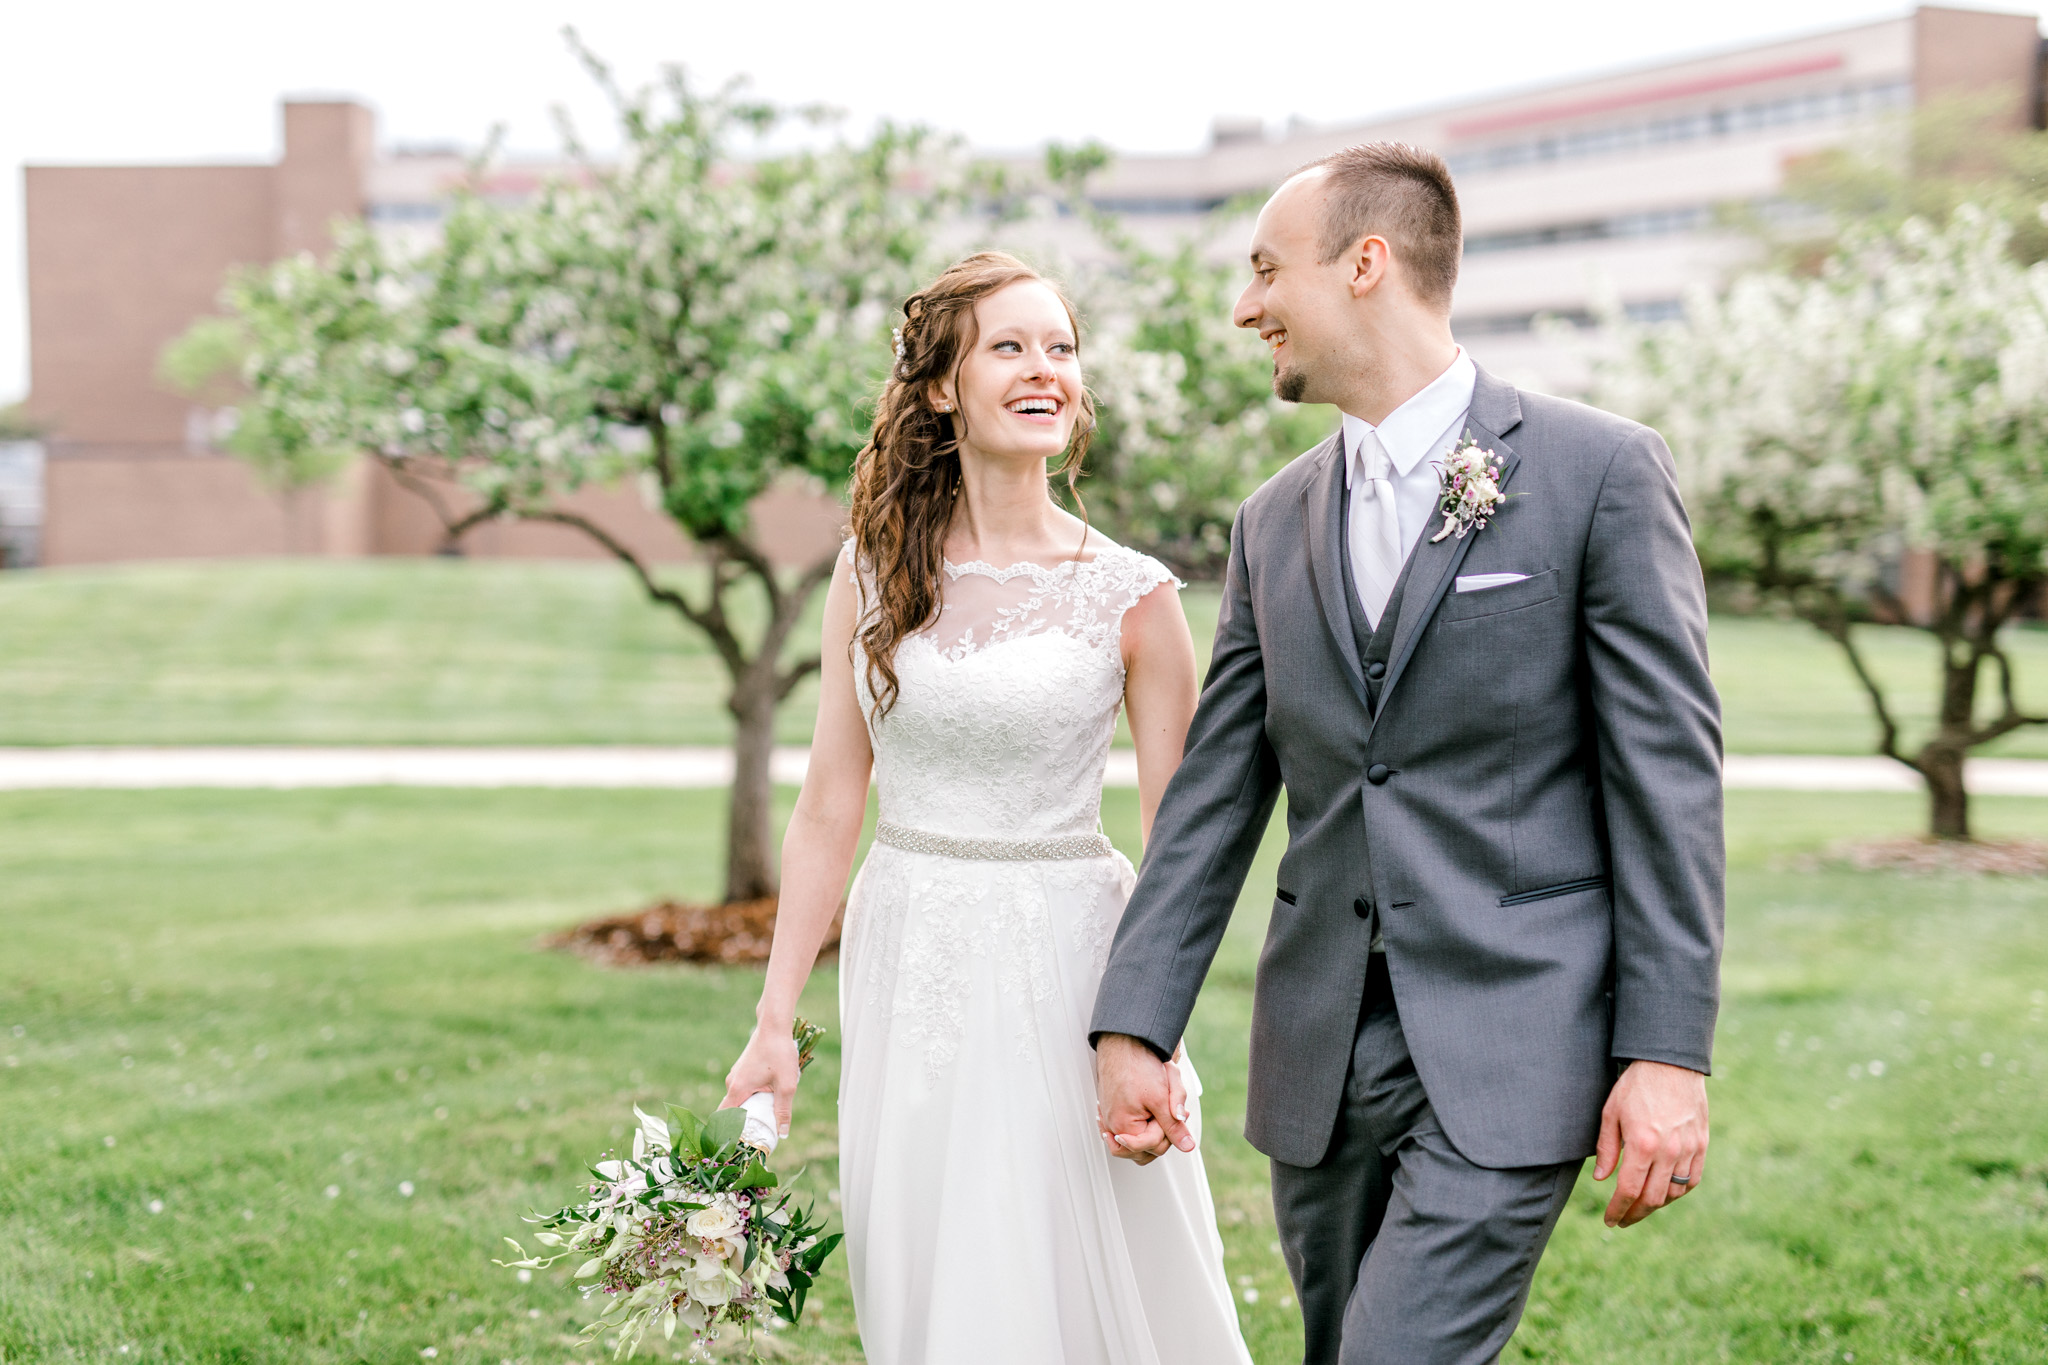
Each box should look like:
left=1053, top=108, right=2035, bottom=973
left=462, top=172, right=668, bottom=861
left=13, top=4, right=2043, bottom=566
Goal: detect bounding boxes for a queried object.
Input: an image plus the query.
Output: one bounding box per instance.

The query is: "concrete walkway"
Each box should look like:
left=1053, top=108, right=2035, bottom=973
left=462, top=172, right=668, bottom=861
left=1, top=746, right=2046, bottom=795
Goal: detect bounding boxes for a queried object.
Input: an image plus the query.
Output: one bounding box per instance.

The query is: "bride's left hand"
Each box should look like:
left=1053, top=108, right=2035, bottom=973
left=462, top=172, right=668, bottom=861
left=1099, top=1037, right=1194, bottom=1166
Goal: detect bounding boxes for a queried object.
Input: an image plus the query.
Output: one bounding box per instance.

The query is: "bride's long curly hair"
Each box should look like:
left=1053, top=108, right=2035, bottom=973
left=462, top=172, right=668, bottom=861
left=848, top=252, right=1097, bottom=717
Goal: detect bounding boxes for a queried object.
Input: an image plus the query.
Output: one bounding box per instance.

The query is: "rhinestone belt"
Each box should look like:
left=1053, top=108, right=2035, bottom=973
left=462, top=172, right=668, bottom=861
left=873, top=820, right=1115, bottom=862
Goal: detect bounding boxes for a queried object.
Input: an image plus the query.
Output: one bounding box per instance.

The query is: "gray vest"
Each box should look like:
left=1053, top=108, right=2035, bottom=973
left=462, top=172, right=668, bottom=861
left=1335, top=450, right=1430, bottom=715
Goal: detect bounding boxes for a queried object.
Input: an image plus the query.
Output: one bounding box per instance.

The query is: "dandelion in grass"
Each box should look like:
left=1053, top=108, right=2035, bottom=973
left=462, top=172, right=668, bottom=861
left=498, top=1019, right=841, bottom=1361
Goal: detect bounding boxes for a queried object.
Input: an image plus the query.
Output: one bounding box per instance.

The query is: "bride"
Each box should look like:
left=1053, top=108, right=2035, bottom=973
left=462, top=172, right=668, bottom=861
left=721, top=251, right=1254, bottom=1363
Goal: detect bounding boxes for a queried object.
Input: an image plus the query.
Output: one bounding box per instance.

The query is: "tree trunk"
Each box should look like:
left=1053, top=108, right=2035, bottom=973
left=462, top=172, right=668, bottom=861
left=725, top=678, right=781, bottom=903
left=1921, top=633, right=1982, bottom=842
left=1919, top=744, right=1970, bottom=841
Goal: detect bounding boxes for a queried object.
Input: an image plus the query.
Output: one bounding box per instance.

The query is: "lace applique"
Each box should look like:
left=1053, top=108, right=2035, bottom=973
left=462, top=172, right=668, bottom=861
left=892, top=867, right=987, bottom=1077
left=1055, top=855, right=1136, bottom=976
left=861, top=856, right=1126, bottom=1078
left=926, top=548, right=1180, bottom=662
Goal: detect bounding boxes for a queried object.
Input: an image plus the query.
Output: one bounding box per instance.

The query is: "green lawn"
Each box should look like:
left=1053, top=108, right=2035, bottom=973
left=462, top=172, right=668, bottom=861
left=0, top=560, right=819, bottom=748
left=2, top=786, right=2044, bottom=1362
left=1, top=559, right=2044, bottom=756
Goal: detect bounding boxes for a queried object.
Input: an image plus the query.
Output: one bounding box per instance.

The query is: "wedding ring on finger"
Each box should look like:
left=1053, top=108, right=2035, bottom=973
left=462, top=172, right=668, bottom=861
left=1668, top=1173, right=1695, bottom=1186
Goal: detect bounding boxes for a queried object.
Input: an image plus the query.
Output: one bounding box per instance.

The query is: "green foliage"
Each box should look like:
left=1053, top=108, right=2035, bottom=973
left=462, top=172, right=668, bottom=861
left=1769, top=93, right=2048, bottom=268
left=1594, top=208, right=2048, bottom=833
left=0, top=403, right=44, bottom=442
left=490, top=45, right=950, bottom=540
left=1045, top=146, right=1330, bottom=577
left=155, top=316, right=250, bottom=407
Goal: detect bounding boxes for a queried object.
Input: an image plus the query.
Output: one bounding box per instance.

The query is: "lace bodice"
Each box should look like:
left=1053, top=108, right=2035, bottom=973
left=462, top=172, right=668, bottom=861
left=851, top=541, right=1178, bottom=841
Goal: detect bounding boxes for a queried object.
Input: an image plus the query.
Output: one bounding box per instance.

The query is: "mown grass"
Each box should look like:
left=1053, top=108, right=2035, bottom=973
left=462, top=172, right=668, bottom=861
left=1, top=559, right=2043, bottom=756
left=1, top=787, right=2044, bottom=1362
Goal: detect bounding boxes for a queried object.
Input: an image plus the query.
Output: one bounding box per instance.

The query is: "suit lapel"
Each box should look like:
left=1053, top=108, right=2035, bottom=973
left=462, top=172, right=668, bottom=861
left=1369, top=370, right=1526, bottom=729
left=1298, top=431, right=1371, bottom=712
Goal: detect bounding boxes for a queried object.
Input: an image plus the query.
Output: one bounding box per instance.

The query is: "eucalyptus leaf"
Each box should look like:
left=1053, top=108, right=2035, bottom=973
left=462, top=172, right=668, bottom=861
left=702, top=1105, right=748, bottom=1154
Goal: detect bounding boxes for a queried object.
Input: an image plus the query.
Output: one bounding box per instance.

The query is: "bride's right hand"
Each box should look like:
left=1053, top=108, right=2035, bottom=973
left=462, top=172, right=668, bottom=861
left=721, top=1022, right=801, bottom=1140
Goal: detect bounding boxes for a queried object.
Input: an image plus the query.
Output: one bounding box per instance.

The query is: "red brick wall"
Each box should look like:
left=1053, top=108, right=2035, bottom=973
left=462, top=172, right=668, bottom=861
left=1914, top=6, right=2045, bottom=130
left=24, top=165, right=274, bottom=448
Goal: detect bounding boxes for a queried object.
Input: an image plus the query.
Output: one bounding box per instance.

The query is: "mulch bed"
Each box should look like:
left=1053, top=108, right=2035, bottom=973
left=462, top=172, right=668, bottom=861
left=548, top=897, right=844, bottom=967
left=1828, top=837, right=2048, bottom=878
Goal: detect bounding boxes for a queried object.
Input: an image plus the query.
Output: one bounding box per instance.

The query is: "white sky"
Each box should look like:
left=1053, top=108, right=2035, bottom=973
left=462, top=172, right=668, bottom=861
left=3, top=0, right=2039, bottom=405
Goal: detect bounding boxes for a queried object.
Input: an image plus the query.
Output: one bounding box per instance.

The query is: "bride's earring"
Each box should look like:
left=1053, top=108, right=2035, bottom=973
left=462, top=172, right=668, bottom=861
left=935, top=401, right=953, bottom=412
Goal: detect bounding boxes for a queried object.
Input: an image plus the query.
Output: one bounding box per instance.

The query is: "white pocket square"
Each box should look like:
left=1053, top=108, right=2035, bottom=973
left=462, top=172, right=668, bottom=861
left=1454, top=573, right=1530, bottom=593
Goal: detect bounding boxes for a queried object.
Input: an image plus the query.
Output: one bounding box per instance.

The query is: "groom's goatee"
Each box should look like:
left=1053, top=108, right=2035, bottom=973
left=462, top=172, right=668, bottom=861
left=1276, top=369, right=1309, bottom=403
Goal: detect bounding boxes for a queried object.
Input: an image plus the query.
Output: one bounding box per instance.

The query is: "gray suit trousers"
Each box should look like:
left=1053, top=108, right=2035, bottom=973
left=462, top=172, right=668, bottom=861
left=1271, top=958, right=1581, bottom=1365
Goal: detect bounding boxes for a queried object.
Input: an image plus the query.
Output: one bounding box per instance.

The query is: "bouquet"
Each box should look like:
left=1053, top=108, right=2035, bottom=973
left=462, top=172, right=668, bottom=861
left=499, top=1020, right=841, bottom=1359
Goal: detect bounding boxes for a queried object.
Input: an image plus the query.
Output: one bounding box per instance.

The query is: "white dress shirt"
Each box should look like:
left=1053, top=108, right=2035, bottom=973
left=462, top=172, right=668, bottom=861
left=1341, top=346, right=1478, bottom=591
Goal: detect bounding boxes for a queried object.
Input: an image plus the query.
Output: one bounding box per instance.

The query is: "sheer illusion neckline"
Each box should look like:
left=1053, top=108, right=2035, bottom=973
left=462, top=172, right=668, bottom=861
left=883, top=543, right=1161, bottom=665
left=941, top=550, right=1112, bottom=581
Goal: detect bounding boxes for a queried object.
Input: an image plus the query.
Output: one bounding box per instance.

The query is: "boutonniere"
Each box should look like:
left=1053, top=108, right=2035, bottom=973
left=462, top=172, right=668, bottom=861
left=1429, top=435, right=1511, bottom=543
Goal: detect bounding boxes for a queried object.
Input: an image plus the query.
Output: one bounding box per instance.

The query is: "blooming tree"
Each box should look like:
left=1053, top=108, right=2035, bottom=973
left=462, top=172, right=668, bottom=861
left=1593, top=207, right=2048, bottom=839
left=169, top=51, right=951, bottom=902
left=1044, top=146, right=1328, bottom=578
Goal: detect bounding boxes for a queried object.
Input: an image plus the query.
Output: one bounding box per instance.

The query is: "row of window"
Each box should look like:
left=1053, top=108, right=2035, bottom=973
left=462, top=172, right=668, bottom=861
left=1464, top=204, right=1719, bottom=255
left=1445, top=78, right=1912, bottom=179
left=365, top=201, right=448, bottom=223
left=1453, top=298, right=1685, bottom=337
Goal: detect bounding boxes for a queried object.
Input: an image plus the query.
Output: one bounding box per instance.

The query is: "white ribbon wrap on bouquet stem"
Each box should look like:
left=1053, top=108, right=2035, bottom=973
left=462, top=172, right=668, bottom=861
left=740, top=1092, right=780, bottom=1151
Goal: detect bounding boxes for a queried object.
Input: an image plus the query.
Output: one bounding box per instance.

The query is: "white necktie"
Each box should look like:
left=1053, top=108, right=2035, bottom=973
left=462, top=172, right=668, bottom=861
left=1350, top=429, right=1403, bottom=630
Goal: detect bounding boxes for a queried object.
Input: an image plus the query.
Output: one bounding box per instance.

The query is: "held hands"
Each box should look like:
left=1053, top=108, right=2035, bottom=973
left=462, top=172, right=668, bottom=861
left=721, top=1020, right=801, bottom=1142
left=1095, top=1033, right=1195, bottom=1166
left=1594, top=1059, right=1709, bottom=1227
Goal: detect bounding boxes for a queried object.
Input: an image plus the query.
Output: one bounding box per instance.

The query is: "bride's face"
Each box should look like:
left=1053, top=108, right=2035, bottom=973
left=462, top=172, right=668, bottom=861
left=936, top=281, right=1083, bottom=468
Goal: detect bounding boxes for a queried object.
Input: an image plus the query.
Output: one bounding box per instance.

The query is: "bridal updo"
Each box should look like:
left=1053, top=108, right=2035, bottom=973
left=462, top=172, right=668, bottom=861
left=847, top=252, right=1097, bottom=717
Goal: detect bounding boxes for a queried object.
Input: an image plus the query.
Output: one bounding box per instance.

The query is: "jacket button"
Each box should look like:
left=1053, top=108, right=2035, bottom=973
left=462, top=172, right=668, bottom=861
left=1367, top=660, right=1386, bottom=680
left=1354, top=897, right=1373, bottom=920
left=1367, top=763, right=1390, bottom=785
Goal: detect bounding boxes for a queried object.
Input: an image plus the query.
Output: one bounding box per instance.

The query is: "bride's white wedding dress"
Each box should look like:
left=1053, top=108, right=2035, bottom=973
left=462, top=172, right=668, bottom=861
left=836, top=538, right=1254, bottom=1365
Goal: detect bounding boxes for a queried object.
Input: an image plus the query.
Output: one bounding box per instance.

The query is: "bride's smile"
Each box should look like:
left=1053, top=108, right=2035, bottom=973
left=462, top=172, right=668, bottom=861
left=931, top=279, right=1084, bottom=466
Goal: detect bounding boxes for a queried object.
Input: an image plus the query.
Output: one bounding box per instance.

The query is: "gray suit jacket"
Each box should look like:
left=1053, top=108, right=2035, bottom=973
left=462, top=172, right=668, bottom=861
left=1091, top=369, right=1724, bottom=1171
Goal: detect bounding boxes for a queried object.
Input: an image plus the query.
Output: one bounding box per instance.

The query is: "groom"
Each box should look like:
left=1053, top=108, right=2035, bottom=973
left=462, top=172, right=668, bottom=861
left=1092, top=142, right=1723, bottom=1364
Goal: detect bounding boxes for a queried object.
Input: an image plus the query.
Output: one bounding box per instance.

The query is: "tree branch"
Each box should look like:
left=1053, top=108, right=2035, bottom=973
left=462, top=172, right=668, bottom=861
left=379, top=455, right=508, bottom=551
left=706, top=528, right=785, bottom=619
left=647, top=414, right=677, bottom=497
left=756, top=546, right=844, bottom=673
left=776, top=655, right=823, bottom=702
left=1963, top=613, right=2048, bottom=748
left=1806, top=598, right=1913, bottom=771
left=513, top=506, right=748, bottom=668
left=1867, top=578, right=1911, bottom=629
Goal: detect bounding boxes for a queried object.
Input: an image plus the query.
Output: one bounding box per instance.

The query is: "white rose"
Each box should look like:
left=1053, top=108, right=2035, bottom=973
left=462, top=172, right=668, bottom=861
left=690, top=1256, right=732, bottom=1307
left=684, top=1199, right=744, bottom=1243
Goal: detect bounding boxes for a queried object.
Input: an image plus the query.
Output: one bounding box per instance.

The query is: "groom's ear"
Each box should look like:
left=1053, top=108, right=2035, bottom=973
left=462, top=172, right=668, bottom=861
left=1348, top=234, right=1393, bottom=300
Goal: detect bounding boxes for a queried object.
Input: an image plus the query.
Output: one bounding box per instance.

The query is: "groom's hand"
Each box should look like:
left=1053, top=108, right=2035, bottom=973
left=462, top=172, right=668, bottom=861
left=1094, top=1033, right=1194, bottom=1165
left=1594, top=1059, right=1709, bottom=1227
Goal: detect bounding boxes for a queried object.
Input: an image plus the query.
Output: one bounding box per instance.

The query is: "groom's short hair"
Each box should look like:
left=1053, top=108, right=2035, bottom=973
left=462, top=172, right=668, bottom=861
left=1302, top=142, right=1462, bottom=311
